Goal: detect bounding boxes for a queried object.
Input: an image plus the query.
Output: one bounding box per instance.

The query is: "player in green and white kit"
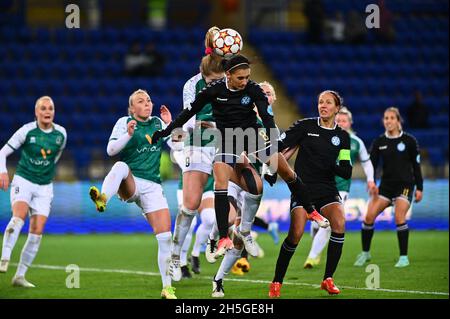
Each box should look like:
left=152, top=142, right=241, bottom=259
left=169, top=139, right=215, bottom=278
left=168, top=26, right=224, bottom=281
left=304, top=107, right=376, bottom=268
left=88, top=89, right=177, bottom=299
left=0, top=96, right=67, bottom=287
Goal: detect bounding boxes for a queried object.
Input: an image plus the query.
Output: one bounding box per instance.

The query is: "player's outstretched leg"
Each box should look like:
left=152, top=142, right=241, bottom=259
left=304, top=226, right=331, bottom=269
left=212, top=247, right=243, bottom=297
left=12, top=233, right=42, bottom=288
left=394, top=223, right=410, bottom=268
left=1, top=216, right=25, bottom=273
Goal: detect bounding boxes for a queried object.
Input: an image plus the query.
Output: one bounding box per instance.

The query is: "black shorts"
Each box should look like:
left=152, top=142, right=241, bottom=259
left=290, top=184, right=342, bottom=213
left=214, top=127, right=277, bottom=167
left=378, top=181, right=415, bottom=205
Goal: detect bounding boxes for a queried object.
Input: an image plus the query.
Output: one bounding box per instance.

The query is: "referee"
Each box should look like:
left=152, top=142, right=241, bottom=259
left=354, top=107, right=423, bottom=268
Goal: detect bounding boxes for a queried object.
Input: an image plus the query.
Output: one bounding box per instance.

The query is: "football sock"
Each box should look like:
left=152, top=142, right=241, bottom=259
left=172, top=206, right=196, bottom=257
left=308, top=226, right=331, bottom=259
left=214, top=189, right=230, bottom=239
left=239, top=193, right=262, bottom=234
left=273, top=238, right=298, bottom=284
left=1, top=216, right=24, bottom=261
left=15, top=233, right=42, bottom=277
left=253, top=216, right=269, bottom=230
left=324, top=232, right=345, bottom=280
left=180, top=215, right=196, bottom=266
left=192, top=208, right=215, bottom=257
left=361, top=222, right=374, bottom=252
left=396, top=223, right=409, bottom=256
left=156, top=232, right=172, bottom=288
left=215, top=247, right=242, bottom=281
left=101, top=161, right=130, bottom=203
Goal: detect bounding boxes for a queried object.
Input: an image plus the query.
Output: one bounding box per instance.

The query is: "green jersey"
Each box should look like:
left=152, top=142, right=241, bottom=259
left=335, top=133, right=370, bottom=192
left=7, top=122, right=66, bottom=185
left=109, top=116, right=167, bottom=184
left=183, top=73, right=216, bottom=147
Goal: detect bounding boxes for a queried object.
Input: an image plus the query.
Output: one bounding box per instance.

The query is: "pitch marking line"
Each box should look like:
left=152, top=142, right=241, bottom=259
left=15, top=263, right=449, bottom=296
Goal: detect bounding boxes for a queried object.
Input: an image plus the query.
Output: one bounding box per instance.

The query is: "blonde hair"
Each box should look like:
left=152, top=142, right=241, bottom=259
left=35, top=96, right=54, bottom=109
left=204, top=26, right=220, bottom=50
left=384, top=106, right=403, bottom=131
left=337, top=106, right=353, bottom=123
left=259, top=81, right=277, bottom=102
left=200, top=26, right=224, bottom=77
left=128, top=89, right=150, bottom=116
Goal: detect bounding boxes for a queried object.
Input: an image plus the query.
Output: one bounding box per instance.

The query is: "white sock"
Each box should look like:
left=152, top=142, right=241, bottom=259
left=172, top=206, right=196, bottom=257
left=180, top=215, right=197, bottom=266
left=215, top=247, right=243, bottom=281
left=239, top=193, right=262, bottom=234
left=1, top=217, right=25, bottom=261
left=156, top=231, right=172, bottom=288
left=15, top=233, right=42, bottom=277
left=308, top=226, right=331, bottom=259
left=101, top=161, right=130, bottom=203
left=310, top=221, right=320, bottom=238
left=192, top=208, right=215, bottom=257
left=209, top=221, right=219, bottom=241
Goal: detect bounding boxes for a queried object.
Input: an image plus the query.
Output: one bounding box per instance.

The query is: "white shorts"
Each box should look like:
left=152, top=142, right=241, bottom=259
left=124, top=176, right=168, bottom=214
left=10, top=175, right=53, bottom=217
left=183, top=146, right=215, bottom=175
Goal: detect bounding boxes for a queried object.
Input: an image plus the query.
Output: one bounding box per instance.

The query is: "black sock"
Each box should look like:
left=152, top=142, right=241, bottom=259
left=241, top=248, right=248, bottom=258
left=214, top=189, right=230, bottom=239
left=287, top=176, right=315, bottom=214
left=324, top=232, right=345, bottom=280
left=396, top=223, right=409, bottom=255
left=361, top=222, right=374, bottom=252
left=253, top=216, right=269, bottom=230
left=273, top=238, right=297, bottom=284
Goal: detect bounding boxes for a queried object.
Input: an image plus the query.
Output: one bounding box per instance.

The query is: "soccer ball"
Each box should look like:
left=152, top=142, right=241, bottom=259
left=212, top=28, right=243, bottom=59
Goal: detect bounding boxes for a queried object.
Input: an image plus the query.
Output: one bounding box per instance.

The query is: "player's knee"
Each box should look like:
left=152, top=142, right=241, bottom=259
left=112, top=161, right=130, bottom=178
left=181, top=206, right=197, bottom=217
left=183, top=196, right=201, bottom=211
left=287, top=229, right=303, bottom=245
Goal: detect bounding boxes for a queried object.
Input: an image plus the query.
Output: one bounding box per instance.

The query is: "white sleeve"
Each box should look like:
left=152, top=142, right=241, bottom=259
left=107, top=117, right=131, bottom=156
left=54, top=126, right=67, bottom=163
left=0, top=145, right=14, bottom=173
left=182, top=77, right=197, bottom=132
left=6, top=125, right=30, bottom=151
left=107, top=134, right=132, bottom=156
left=356, top=135, right=374, bottom=182
left=109, top=117, right=129, bottom=141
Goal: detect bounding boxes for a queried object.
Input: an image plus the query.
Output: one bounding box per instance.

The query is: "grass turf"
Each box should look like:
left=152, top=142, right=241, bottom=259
left=0, top=231, right=448, bottom=299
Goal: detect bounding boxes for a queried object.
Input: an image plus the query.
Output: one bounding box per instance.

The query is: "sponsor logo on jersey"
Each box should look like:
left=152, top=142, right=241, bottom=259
left=307, top=133, right=320, bottom=137
left=331, top=136, right=341, bottom=146
left=217, top=97, right=228, bottom=102
left=379, top=145, right=388, bottom=150
left=29, top=158, right=51, bottom=166
left=397, top=142, right=406, bottom=152
left=56, top=136, right=62, bottom=145
left=30, top=136, right=36, bottom=144
left=241, top=96, right=251, bottom=105
left=136, top=145, right=159, bottom=153
left=416, top=154, right=420, bottom=163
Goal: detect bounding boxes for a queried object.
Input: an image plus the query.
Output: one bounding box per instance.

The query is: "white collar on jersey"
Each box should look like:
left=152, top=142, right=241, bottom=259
left=36, top=121, right=53, bottom=133
left=317, top=117, right=337, bottom=130
left=225, top=77, right=240, bottom=92
left=385, top=131, right=404, bottom=139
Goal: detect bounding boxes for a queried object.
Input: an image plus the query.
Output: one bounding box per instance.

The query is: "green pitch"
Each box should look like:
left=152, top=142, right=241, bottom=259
left=0, top=231, right=448, bottom=299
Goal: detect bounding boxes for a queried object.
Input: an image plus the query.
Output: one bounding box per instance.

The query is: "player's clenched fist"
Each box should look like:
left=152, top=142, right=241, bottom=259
left=127, top=120, right=137, bottom=136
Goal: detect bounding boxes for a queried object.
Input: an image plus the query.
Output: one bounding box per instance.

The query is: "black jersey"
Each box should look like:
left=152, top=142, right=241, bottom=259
left=163, top=78, right=276, bottom=134
left=279, top=117, right=352, bottom=193
left=370, top=131, right=423, bottom=191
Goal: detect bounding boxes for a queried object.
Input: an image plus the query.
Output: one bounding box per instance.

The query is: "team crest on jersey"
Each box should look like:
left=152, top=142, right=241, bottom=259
left=416, top=154, right=421, bottom=163
left=267, top=105, right=274, bottom=116
left=331, top=136, right=340, bottom=146
left=30, top=136, right=36, bottom=144
left=56, top=136, right=62, bottom=145
left=241, top=96, right=251, bottom=105
left=397, top=142, right=406, bottom=152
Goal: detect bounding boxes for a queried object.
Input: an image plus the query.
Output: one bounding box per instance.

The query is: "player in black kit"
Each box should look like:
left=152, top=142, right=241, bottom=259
left=269, top=90, right=352, bottom=297
left=151, top=55, right=329, bottom=260
left=354, top=107, right=423, bottom=268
